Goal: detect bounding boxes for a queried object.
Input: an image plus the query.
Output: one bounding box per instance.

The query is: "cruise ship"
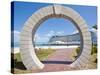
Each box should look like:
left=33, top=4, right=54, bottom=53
left=49, top=29, right=97, bottom=45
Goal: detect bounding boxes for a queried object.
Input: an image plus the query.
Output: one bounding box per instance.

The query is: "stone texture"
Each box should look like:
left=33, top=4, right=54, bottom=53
left=20, top=5, right=92, bottom=70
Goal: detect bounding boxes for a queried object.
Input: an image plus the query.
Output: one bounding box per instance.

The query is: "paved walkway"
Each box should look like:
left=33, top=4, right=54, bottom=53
left=33, top=48, right=77, bottom=72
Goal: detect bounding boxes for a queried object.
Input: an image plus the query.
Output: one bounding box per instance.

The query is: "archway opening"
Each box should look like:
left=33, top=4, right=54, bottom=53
left=33, top=17, right=82, bottom=66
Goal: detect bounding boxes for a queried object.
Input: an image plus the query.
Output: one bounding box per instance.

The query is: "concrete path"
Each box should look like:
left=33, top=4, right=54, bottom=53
left=32, top=48, right=77, bottom=72
left=45, top=48, right=74, bottom=61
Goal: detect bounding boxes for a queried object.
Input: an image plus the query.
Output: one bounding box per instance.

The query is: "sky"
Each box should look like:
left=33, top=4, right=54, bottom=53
left=12, top=1, right=97, bottom=44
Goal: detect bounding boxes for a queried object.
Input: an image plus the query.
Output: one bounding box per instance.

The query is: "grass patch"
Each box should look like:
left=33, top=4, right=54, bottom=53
left=91, top=45, right=97, bottom=55
left=14, top=53, right=22, bottom=61
left=36, top=48, right=55, bottom=61
left=72, top=47, right=80, bottom=59
left=72, top=45, right=97, bottom=69
left=11, top=48, right=55, bottom=74
left=91, top=45, right=97, bottom=64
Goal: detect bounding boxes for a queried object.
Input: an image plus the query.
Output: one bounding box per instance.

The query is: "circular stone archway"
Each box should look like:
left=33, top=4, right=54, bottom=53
left=20, top=5, right=92, bottom=70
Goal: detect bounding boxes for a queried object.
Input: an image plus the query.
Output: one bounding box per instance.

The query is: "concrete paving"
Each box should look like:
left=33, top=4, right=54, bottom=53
left=32, top=48, right=77, bottom=72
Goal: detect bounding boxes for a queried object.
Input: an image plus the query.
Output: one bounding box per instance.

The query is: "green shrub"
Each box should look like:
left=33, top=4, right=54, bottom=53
left=94, top=58, right=97, bottom=63
left=91, top=45, right=97, bottom=64
left=73, top=47, right=80, bottom=59
left=91, top=45, right=97, bottom=55
left=76, top=47, right=80, bottom=54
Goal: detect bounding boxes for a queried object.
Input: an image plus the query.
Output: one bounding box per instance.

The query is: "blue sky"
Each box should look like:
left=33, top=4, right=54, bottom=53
left=12, top=1, right=97, bottom=44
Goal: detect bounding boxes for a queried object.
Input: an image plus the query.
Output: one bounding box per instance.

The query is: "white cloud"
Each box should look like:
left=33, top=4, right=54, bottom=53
left=72, top=30, right=79, bottom=34
left=12, top=30, right=20, bottom=34
left=35, top=30, right=65, bottom=43
left=46, top=30, right=55, bottom=37
left=34, top=33, right=49, bottom=43
left=11, top=30, right=20, bottom=43
left=45, top=30, right=65, bottom=37
left=34, top=34, right=40, bottom=41
left=56, top=31, right=65, bottom=35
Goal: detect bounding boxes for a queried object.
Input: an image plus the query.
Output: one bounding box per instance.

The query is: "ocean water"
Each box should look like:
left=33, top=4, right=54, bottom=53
left=11, top=43, right=19, bottom=48
left=12, top=42, right=80, bottom=48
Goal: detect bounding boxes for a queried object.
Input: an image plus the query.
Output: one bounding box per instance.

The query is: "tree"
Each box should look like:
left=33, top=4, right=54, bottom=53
left=92, top=24, right=97, bottom=29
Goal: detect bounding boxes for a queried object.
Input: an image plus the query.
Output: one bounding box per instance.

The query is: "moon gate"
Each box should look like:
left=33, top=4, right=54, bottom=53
left=20, top=5, right=92, bottom=70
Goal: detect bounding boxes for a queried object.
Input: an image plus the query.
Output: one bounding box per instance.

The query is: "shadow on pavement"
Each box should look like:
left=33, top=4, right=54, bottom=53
left=41, top=60, right=73, bottom=64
